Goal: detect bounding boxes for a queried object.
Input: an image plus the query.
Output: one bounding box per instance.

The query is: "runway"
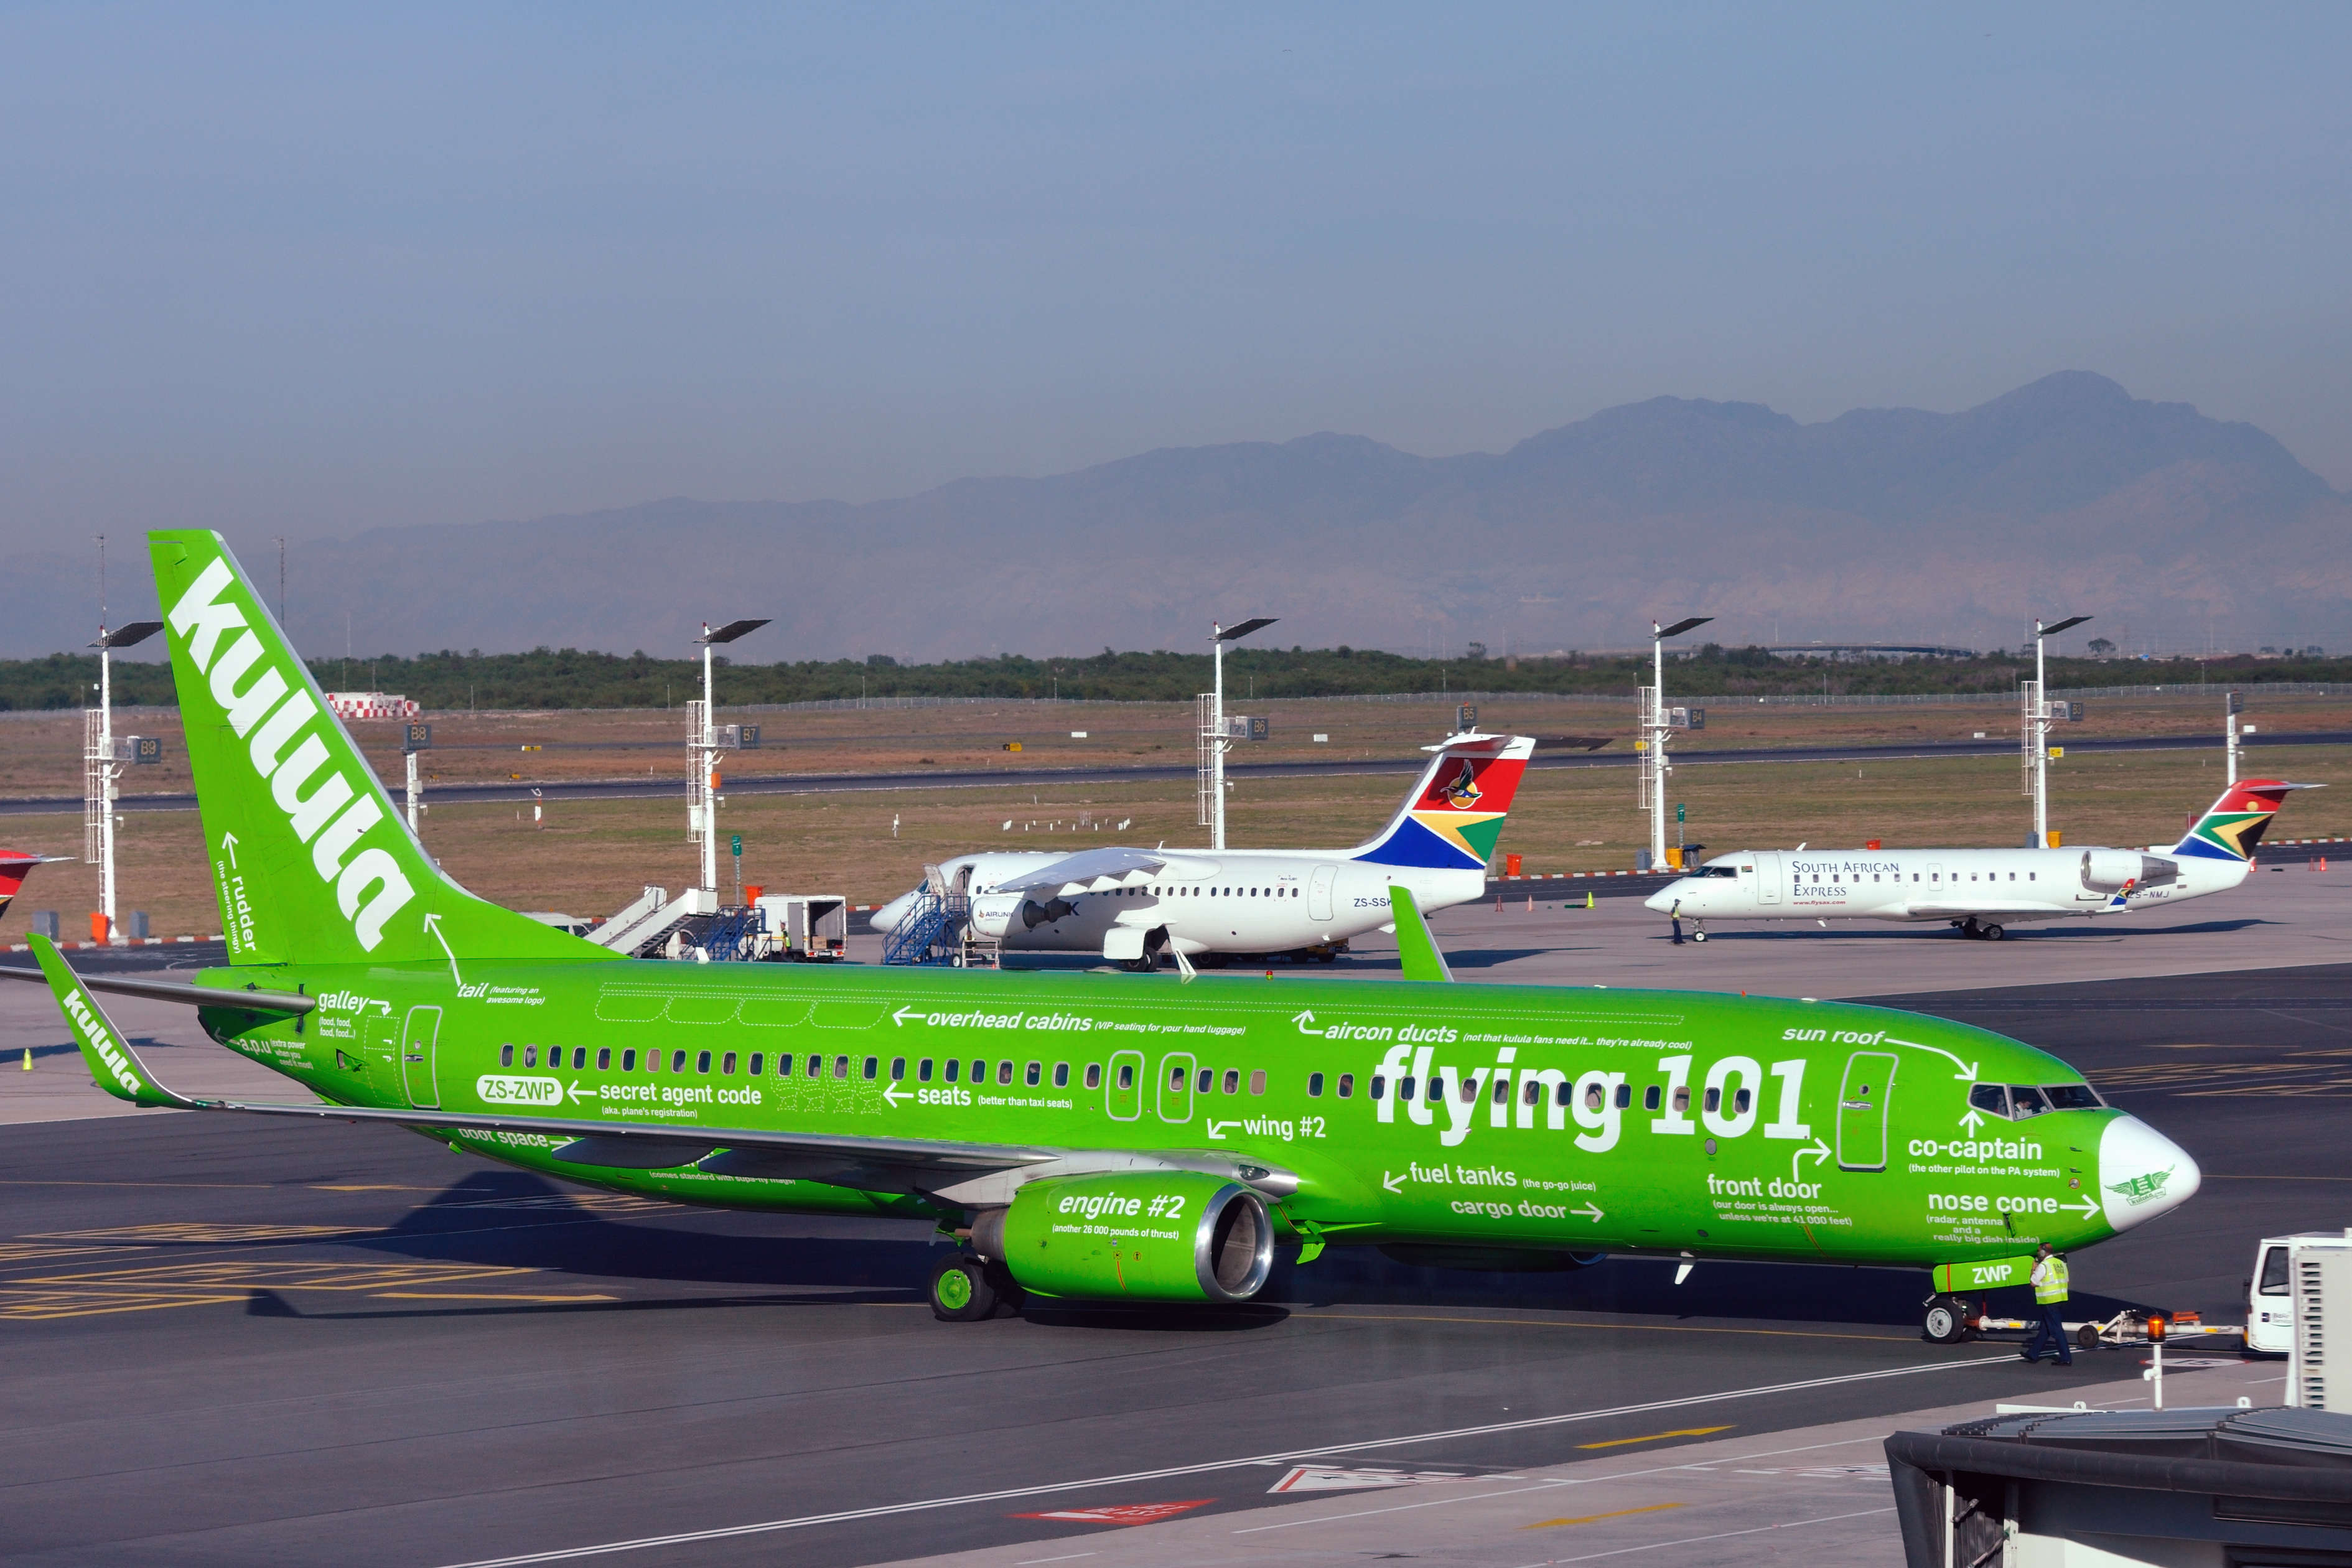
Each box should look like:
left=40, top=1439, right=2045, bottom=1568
left=4, top=726, right=2346, bottom=816
left=1, top=944, right=2340, bottom=1565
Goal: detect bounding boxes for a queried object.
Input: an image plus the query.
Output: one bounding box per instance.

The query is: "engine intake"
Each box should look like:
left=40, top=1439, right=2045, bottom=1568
left=974, top=1171, right=1273, bottom=1304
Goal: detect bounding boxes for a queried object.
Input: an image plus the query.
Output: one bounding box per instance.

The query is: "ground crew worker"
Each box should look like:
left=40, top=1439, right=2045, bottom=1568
left=1669, top=899, right=1684, bottom=946
left=2023, top=1241, right=2074, bottom=1365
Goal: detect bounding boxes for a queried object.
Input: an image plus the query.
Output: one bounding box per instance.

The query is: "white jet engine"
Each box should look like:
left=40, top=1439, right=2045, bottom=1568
left=2080, top=850, right=2179, bottom=892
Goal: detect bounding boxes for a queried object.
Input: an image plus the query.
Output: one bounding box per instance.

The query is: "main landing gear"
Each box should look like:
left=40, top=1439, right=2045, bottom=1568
left=1952, top=918, right=2006, bottom=942
left=930, top=1251, right=1022, bottom=1322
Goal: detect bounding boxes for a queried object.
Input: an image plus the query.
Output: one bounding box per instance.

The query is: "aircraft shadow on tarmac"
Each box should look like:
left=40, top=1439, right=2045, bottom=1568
left=317, top=1169, right=2139, bottom=1334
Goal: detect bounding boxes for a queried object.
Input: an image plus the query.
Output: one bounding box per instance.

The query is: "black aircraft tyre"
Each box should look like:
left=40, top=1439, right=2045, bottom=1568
left=1982, top=924, right=2005, bottom=941
left=929, top=1253, right=999, bottom=1322
left=1923, top=1294, right=1969, bottom=1345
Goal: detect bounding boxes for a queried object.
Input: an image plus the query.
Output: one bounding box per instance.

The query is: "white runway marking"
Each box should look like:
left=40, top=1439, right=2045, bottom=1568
left=436, top=1353, right=2012, bottom=1567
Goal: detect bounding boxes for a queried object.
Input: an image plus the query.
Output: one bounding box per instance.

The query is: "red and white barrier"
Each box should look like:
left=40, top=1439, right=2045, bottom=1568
left=324, top=692, right=420, bottom=721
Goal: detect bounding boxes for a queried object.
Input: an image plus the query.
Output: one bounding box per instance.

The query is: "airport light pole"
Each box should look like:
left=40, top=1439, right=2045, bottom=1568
left=1643, top=617, right=1711, bottom=870
left=1205, top=617, right=1275, bottom=850
left=691, top=618, right=770, bottom=893
left=2028, top=615, right=2091, bottom=846
left=86, top=618, right=162, bottom=937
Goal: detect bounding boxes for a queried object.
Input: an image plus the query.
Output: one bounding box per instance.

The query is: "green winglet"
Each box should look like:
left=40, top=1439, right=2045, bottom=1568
left=29, top=935, right=194, bottom=1109
left=1387, top=886, right=1455, bottom=984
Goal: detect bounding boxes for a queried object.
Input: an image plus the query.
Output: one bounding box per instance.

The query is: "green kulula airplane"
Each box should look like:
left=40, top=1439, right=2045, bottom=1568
left=18, top=531, right=2200, bottom=1337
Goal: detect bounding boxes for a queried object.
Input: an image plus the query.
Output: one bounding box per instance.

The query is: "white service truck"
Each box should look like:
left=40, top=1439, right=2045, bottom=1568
left=2247, top=1229, right=2352, bottom=1356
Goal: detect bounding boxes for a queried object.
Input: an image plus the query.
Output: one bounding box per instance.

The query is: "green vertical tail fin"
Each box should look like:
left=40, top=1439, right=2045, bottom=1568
left=149, top=531, right=609, bottom=968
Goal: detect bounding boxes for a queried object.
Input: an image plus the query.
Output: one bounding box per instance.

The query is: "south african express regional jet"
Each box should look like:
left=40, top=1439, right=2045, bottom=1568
left=14, top=532, right=2199, bottom=1338
left=1644, top=778, right=2313, bottom=942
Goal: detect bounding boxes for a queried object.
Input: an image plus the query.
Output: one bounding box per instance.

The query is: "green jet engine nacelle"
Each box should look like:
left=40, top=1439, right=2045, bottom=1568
left=978, top=1172, right=1275, bottom=1304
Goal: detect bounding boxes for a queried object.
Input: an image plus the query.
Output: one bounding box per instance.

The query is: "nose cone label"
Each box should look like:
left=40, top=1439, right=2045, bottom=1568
left=2098, top=1116, right=2200, bottom=1230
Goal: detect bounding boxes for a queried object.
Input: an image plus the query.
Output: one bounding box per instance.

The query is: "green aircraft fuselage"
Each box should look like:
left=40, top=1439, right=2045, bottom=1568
left=21, top=528, right=2203, bottom=1318
left=173, top=951, right=2183, bottom=1274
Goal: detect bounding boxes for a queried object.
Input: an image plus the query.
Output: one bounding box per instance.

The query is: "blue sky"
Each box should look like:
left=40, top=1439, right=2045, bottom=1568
left=6, top=3, right=2348, bottom=556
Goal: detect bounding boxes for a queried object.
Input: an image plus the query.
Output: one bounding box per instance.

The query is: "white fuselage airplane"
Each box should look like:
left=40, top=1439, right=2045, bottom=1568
left=1643, top=778, right=2312, bottom=941
left=870, top=734, right=1535, bottom=968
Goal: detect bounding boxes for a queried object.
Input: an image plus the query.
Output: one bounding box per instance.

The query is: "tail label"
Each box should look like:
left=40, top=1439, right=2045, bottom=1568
left=164, top=549, right=414, bottom=953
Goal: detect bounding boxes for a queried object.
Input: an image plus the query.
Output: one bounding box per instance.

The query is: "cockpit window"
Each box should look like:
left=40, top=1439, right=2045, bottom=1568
left=1968, top=1081, right=2103, bottom=1119
left=1699, top=866, right=1738, bottom=879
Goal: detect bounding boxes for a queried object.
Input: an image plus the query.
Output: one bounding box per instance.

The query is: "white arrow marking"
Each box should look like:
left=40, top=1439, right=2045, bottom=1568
left=882, top=1083, right=908, bottom=1108
left=422, top=912, right=462, bottom=986
left=1383, top=1169, right=1406, bottom=1194
left=1958, top=1108, right=1986, bottom=1134
left=1292, top=1010, right=1322, bottom=1036
left=1572, top=1202, right=1603, bottom=1223
left=1206, top=1120, right=1236, bottom=1141
left=218, top=831, right=240, bottom=870
left=1883, top=1035, right=1979, bottom=1081
left=1791, top=1138, right=1832, bottom=1184
left=2072, top=1194, right=2102, bottom=1219
left=567, top=1079, right=592, bottom=1106
left=892, top=1006, right=920, bottom=1027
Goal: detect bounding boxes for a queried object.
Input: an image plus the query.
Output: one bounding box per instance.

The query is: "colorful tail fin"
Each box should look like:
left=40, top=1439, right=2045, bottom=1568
left=2170, top=778, right=2320, bottom=862
left=148, top=531, right=609, bottom=968
left=1350, top=733, right=1536, bottom=870
left=0, top=851, right=54, bottom=923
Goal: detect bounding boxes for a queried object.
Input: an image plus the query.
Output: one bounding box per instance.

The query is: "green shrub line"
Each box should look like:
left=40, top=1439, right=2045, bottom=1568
left=5, top=644, right=2348, bottom=713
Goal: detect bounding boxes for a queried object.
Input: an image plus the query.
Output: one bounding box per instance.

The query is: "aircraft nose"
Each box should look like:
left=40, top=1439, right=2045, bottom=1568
left=2096, top=1114, right=2200, bottom=1232
left=1644, top=885, right=1679, bottom=913
left=869, top=894, right=912, bottom=935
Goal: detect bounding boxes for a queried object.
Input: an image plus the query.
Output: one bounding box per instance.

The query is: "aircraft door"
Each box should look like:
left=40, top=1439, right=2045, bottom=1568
left=1309, top=864, right=1338, bottom=922
left=399, top=1005, right=444, bottom=1109
left=1157, top=1052, right=1196, bottom=1123
left=1835, top=1051, right=1897, bottom=1171
left=1104, top=1050, right=1144, bottom=1121
left=1753, top=851, right=1781, bottom=905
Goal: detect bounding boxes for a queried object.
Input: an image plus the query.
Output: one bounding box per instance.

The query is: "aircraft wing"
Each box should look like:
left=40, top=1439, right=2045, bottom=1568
left=989, top=845, right=1221, bottom=897
left=1901, top=902, right=2080, bottom=922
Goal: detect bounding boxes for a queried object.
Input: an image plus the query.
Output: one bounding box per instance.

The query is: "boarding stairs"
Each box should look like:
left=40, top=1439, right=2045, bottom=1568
left=582, top=885, right=720, bottom=958
left=882, top=864, right=984, bottom=966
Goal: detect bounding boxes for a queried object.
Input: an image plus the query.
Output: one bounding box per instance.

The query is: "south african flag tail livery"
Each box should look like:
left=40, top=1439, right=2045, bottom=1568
left=14, top=530, right=2198, bottom=1336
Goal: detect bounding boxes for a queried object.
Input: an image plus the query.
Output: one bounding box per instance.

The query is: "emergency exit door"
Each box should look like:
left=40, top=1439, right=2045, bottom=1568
left=1836, top=1051, right=1897, bottom=1171
left=1309, top=864, right=1338, bottom=922
left=1105, top=1050, right=1144, bottom=1121
left=399, top=1006, right=443, bottom=1109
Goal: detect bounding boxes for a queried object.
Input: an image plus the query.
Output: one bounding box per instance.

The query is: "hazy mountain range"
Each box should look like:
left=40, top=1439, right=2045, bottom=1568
left=16, top=371, right=2346, bottom=664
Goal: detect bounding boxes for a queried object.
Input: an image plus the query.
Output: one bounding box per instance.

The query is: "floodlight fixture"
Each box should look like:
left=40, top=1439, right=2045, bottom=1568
left=90, top=621, right=163, bottom=650
left=2037, top=614, right=2093, bottom=638
left=1654, top=616, right=1713, bottom=640
left=1216, top=617, right=1277, bottom=642
left=699, top=618, right=771, bottom=645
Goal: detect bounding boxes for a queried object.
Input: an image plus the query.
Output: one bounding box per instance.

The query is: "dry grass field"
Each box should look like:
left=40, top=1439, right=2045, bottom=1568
left=5, top=715, right=2347, bottom=944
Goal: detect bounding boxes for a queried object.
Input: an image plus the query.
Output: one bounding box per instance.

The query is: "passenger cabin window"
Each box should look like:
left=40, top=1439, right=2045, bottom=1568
left=943, top=1058, right=958, bottom=1082
left=1703, top=1086, right=1722, bottom=1113
left=918, top=1058, right=933, bottom=1082
left=893, top=1058, right=908, bottom=1081
left=672, top=1050, right=689, bottom=1073
left=1307, top=1072, right=1325, bottom=1097
left=697, top=1050, right=712, bottom=1074
left=1223, top=1069, right=1240, bottom=1094
left=721, top=1052, right=737, bottom=1075
left=834, top=1055, right=851, bottom=1079
left=597, top=1048, right=612, bottom=1070
left=996, top=1060, right=1012, bottom=1086
left=1116, top=1063, right=1134, bottom=1090
left=1615, top=1083, right=1632, bottom=1108
left=747, top=1052, right=762, bottom=1075
left=1025, top=1061, right=1040, bottom=1086
left=1337, top=1073, right=1355, bottom=1098
left=1054, top=1063, right=1070, bottom=1088
left=523, top=1045, right=538, bottom=1068
left=1197, top=1068, right=1213, bottom=1093
left=864, top=1057, right=880, bottom=1081
left=807, top=1053, right=823, bottom=1078
left=622, top=1049, right=637, bottom=1071
left=1085, top=1063, right=1102, bottom=1090
left=1645, top=1085, right=1662, bottom=1111
left=500, top=1044, right=515, bottom=1067
left=1250, top=1070, right=1266, bottom=1096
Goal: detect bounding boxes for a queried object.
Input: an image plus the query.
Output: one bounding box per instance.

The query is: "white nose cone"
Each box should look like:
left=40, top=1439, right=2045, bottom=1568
left=869, top=892, right=914, bottom=935
left=1644, top=885, right=1681, bottom=913
left=2097, top=1115, right=2200, bottom=1231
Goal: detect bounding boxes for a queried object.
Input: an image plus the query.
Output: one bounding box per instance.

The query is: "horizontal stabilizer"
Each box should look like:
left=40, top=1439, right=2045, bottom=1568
left=0, top=961, right=315, bottom=1015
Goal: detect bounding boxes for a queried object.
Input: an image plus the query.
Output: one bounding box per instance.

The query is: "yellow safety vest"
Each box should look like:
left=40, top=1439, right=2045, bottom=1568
left=2034, top=1257, right=2070, bottom=1305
